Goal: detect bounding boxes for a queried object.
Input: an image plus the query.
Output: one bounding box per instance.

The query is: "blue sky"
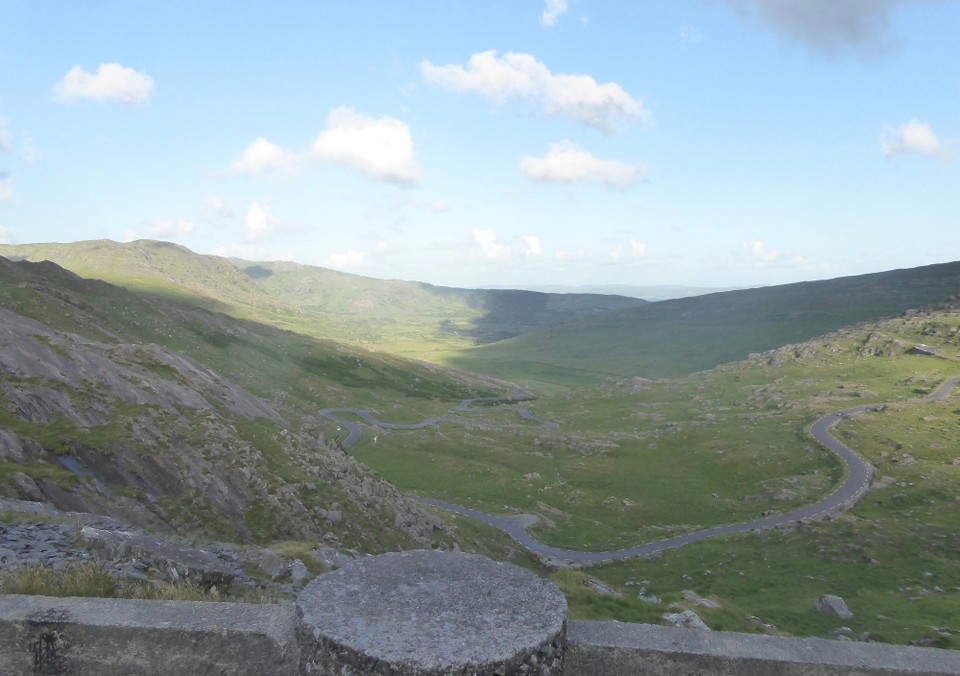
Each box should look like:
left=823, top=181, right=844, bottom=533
left=0, top=1, right=957, bottom=289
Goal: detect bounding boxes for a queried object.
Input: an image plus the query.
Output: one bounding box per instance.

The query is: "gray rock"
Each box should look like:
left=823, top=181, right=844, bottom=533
left=257, top=551, right=288, bottom=581
left=584, top=577, right=622, bottom=598
left=0, top=547, right=18, bottom=564
left=682, top=589, right=722, bottom=609
left=662, top=609, right=711, bottom=630
left=289, top=559, right=310, bottom=584
left=0, top=430, right=43, bottom=462
left=12, top=472, right=44, bottom=501
left=308, top=546, right=354, bottom=570
left=814, top=594, right=854, bottom=620
left=80, top=526, right=234, bottom=590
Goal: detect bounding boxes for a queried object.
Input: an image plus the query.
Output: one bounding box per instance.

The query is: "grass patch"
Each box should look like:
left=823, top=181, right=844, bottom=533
left=0, top=561, right=276, bottom=603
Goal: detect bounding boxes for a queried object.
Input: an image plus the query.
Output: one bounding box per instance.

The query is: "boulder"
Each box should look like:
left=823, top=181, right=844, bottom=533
left=662, top=609, right=711, bottom=630
left=682, top=589, right=722, bottom=609
left=80, top=526, right=235, bottom=591
left=814, top=594, right=853, bottom=620
left=12, top=473, right=44, bottom=501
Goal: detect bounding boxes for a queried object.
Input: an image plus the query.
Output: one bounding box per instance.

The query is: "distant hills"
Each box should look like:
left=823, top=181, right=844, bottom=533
left=445, top=261, right=960, bottom=384
left=0, top=240, right=645, bottom=356
left=483, top=283, right=746, bottom=301
left=229, top=256, right=646, bottom=346
left=2, top=240, right=959, bottom=386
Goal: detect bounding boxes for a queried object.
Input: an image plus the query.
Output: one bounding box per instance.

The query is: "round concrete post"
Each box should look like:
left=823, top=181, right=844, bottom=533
left=297, top=550, right=567, bottom=675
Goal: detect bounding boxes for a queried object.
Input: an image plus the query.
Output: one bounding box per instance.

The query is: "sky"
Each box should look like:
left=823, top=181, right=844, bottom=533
left=0, top=1, right=957, bottom=290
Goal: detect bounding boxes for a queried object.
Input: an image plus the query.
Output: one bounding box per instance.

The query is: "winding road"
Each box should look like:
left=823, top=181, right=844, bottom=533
left=321, top=374, right=960, bottom=565
left=319, top=392, right=558, bottom=448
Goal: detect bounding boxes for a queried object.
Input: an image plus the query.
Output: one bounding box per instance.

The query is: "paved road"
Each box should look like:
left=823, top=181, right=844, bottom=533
left=415, top=374, right=960, bottom=565
left=319, top=391, right=557, bottom=449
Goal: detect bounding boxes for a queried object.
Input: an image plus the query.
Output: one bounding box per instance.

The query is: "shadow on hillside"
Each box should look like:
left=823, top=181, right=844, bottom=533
left=429, top=286, right=647, bottom=345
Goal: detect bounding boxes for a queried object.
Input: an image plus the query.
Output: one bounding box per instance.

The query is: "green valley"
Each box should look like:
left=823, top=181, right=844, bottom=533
left=1, top=240, right=959, bottom=648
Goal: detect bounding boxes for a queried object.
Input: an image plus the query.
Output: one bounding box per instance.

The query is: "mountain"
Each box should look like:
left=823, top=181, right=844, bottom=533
left=0, top=240, right=647, bottom=356
left=0, top=254, right=507, bottom=550
left=444, top=261, right=960, bottom=385
left=231, top=257, right=647, bottom=350
left=483, top=283, right=746, bottom=301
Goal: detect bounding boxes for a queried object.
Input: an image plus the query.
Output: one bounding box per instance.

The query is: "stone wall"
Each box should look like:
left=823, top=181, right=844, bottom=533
left=0, top=595, right=299, bottom=676
left=1, top=551, right=959, bottom=675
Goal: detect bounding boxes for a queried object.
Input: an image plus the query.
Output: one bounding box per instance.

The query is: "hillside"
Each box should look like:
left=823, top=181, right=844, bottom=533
left=444, top=261, right=960, bottom=385
left=232, top=257, right=646, bottom=348
left=0, top=254, right=511, bottom=552
left=0, top=240, right=646, bottom=356
left=350, top=296, right=960, bottom=646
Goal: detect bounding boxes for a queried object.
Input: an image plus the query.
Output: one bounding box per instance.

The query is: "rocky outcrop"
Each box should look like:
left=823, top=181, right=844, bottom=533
left=0, top=307, right=279, bottom=422
left=79, top=526, right=237, bottom=591
left=0, top=305, right=436, bottom=551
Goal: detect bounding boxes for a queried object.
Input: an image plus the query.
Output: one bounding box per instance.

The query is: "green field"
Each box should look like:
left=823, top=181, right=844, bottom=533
left=357, top=306, right=960, bottom=646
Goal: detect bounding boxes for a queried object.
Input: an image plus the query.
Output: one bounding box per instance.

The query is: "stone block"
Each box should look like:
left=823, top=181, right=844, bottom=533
left=297, top=549, right=567, bottom=675
left=0, top=595, right=299, bottom=675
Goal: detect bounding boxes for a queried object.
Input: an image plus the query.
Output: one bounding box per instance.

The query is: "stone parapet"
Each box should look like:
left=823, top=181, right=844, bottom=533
left=0, top=595, right=299, bottom=675
left=565, top=620, right=960, bottom=676
left=2, top=554, right=960, bottom=675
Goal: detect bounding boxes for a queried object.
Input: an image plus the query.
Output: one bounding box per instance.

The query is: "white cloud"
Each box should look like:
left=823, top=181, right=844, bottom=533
left=21, top=135, right=42, bottom=165
left=210, top=242, right=269, bottom=260
left=325, top=249, right=369, bottom=269
left=472, top=229, right=512, bottom=261
left=540, top=0, right=568, bottom=27
left=422, top=51, right=649, bottom=132
left=52, top=63, right=154, bottom=106
left=720, top=0, right=905, bottom=56
left=231, top=137, right=298, bottom=174
left=146, top=219, right=196, bottom=237
left=519, top=141, right=644, bottom=187
left=203, top=194, right=234, bottom=221
left=554, top=248, right=588, bottom=262
left=311, top=107, right=419, bottom=185
left=0, top=172, right=13, bottom=205
left=750, top=240, right=779, bottom=262
left=523, top=235, right=542, bottom=256
left=245, top=201, right=283, bottom=241
left=0, top=226, right=13, bottom=243
left=881, top=119, right=944, bottom=158
left=0, top=118, right=10, bottom=153
left=123, top=218, right=197, bottom=242
left=609, top=240, right=647, bottom=262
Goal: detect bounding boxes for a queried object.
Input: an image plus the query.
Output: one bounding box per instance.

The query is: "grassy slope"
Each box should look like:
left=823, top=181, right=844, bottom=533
left=442, top=261, right=960, bottom=385
left=0, top=240, right=645, bottom=358
left=360, top=302, right=960, bottom=646
left=0, top=240, right=284, bottom=318
left=0, top=255, right=501, bottom=414
left=236, top=257, right=646, bottom=354
left=0, top=255, right=510, bottom=549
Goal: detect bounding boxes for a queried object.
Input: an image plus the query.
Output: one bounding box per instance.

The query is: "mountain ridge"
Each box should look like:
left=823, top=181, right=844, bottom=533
left=445, top=259, right=960, bottom=384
